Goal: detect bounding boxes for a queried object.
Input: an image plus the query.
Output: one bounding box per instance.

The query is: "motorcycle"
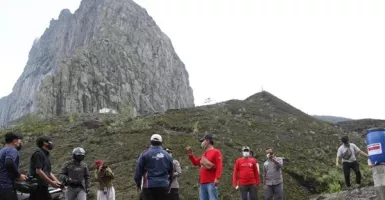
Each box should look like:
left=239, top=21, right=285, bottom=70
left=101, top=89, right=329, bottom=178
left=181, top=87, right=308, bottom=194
left=15, top=176, right=65, bottom=200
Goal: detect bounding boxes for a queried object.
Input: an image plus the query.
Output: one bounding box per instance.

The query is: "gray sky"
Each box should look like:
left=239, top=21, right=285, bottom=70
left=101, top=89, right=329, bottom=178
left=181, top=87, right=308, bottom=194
left=0, top=0, right=384, bottom=119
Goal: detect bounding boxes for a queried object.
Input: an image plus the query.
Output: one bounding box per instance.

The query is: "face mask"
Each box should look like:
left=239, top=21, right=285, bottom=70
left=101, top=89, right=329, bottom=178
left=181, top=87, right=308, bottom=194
left=45, top=142, right=54, bottom=150
left=201, top=141, right=207, bottom=149
left=169, top=153, right=172, bottom=157
left=242, top=152, right=250, bottom=157
left=16, top=143, right=22, bottom=151
left=266, top=154, right=270, bottom=159
left=74, top=155, right=85, bottom=162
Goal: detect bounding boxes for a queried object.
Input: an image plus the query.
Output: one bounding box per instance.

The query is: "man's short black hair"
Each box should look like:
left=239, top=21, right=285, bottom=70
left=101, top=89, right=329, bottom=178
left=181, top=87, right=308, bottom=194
left=4, top=132, right=23, bottom=144
left=36, top=136, right=52, bottom=148
left=150, top=140, right=162, bottom=146
left=341, top=136, right=349, bottom=144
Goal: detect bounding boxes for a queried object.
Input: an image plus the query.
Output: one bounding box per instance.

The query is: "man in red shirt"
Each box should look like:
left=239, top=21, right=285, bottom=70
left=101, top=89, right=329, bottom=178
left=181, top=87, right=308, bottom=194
left=233, top=146, right=259, bottom=200
left=186, top=135, right=223, bottom=200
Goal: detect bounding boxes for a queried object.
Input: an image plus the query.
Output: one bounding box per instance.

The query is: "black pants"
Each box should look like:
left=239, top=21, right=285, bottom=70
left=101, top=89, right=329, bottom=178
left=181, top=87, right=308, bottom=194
left=29, top=185, right=52, bottom=200
left=143, top=188, right=169, bottom=200
left=167, top=188, right=179, bottom=200
left=140, top=191, right=145, bottom=200
left=240, top=185, right=258, bottom=200
left=343, top=161, right=361, bottom=187
left=0, top=188, right=17, bottom=200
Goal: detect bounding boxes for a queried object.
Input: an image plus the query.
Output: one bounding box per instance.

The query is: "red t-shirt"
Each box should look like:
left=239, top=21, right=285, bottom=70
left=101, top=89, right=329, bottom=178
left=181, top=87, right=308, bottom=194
left=189, top=148, right=223, bottom=184
left=232, top=157, right=260, bottom=186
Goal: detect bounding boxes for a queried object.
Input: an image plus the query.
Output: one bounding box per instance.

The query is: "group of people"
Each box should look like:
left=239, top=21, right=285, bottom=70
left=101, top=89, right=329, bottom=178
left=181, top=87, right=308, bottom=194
left=0, top=131, right=116, bottom=200
left=134, top=134, right=284, bottom=200
left=0, top=130, right=367, bottom=200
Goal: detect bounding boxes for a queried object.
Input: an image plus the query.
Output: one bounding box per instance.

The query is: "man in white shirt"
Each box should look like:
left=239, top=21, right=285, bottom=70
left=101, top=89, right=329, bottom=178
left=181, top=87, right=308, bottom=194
left=336, top=136, right=368, bottom=188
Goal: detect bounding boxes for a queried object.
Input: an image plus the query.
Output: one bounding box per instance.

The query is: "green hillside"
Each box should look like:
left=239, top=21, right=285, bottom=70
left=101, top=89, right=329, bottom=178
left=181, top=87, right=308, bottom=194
left=1, top=91, right=372, bottom=200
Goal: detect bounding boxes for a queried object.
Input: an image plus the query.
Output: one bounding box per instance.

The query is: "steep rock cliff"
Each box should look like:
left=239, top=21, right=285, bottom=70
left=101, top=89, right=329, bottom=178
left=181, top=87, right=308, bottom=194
left=0, top=0, right=194, bottom=126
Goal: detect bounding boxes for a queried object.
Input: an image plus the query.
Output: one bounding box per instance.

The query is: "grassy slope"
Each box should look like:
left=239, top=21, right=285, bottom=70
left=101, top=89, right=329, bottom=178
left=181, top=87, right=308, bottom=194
left=312, top=115, right=352, bottom=124
left=337, top=119, right=385, bottom=133
left=1, top=91, right=372, bottom=200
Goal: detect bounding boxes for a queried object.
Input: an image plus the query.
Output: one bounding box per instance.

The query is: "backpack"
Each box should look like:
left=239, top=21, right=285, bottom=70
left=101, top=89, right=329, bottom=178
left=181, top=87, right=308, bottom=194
left=342, top=144, right=353, bottom=160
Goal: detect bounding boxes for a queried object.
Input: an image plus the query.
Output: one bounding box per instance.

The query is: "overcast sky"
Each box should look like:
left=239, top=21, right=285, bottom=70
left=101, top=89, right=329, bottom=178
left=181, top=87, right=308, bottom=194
left=0, top=0, right=384, bottom=119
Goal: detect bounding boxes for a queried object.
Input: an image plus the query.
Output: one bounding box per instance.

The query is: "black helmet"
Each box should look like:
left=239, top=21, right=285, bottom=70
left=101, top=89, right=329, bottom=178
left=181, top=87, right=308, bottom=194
left=72, top=147, right=85, bottom=162
left=72, top=147, right=85, bottom=156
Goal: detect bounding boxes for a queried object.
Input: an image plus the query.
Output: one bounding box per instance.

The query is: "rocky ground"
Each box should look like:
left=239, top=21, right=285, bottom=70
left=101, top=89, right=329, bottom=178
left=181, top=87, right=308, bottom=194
left=310, top=186, right=379, bottom=200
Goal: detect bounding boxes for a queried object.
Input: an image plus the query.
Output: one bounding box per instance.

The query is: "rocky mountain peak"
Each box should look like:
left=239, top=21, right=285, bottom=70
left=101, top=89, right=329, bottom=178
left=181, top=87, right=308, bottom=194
left=0, top=0, right=194, bottom=127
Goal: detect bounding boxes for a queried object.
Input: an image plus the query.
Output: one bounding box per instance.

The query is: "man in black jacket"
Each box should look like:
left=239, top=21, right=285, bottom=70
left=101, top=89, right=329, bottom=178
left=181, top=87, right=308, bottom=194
left=0, top=132, right=27, bottom=200
left=29, top=136, right=62, bottom=200
left=60, top=147, right=90, bottom=200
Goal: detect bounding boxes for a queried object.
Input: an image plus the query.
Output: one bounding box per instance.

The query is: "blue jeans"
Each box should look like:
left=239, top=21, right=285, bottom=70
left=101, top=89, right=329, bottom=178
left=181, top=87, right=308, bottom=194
left=199, top=183, right=218, bottom=200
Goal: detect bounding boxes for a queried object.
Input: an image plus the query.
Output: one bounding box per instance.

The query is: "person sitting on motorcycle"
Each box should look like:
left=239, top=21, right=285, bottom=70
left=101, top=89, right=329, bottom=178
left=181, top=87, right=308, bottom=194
left=95, top=160, right=115, bottom=200
left=60, top=147, right=90, bottom=200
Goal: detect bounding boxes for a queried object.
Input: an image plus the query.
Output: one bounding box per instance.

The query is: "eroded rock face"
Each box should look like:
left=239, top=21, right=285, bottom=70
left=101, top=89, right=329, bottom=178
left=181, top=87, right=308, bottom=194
left=0, top=0, right=194, bottom=126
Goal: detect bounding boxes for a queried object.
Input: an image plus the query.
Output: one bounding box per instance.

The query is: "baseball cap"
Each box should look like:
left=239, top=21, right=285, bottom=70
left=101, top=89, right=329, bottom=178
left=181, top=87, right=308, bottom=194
left=242, top=146, right=250, bottom=151
left=150, top=134, right=163, bottom=142
left=199, top=135, right=214, bottom=142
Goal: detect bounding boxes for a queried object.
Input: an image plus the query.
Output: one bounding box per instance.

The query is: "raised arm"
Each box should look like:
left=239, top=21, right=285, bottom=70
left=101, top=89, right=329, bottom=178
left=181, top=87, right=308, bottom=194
left=188, top=153, right=202, bottom=166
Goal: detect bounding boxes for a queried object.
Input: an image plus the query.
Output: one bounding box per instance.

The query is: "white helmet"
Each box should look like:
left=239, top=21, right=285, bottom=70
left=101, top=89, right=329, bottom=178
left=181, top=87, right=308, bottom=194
left=150, top=134, right=162, bottom=142
left=72, top=147, right=86, bottom=156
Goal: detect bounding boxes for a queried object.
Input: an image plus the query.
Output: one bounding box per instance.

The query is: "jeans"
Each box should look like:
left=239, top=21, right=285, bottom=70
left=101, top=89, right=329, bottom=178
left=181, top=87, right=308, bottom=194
left=199, top=183, right=218, bottom=200
left=240, top=185, right=258, bottom=200
left=343, top=161, right=361, bottom=187
left=66, top=187, right=87, bottom=200
left=263, top=183, right=283, bottom=200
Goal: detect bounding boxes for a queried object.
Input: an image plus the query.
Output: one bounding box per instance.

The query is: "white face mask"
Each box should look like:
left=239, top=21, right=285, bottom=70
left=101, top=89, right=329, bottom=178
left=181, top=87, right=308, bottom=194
left=242, top=152, right=250, bottom=157
left=169, top=153, right=172, bottom=157
left=201, top=141, right=207, bottom=149
left=266, top=154, right=270, bottom=159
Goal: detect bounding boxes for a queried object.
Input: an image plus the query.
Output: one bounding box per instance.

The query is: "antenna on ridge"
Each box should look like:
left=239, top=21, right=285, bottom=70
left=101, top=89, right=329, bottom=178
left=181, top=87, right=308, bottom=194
left=261, top=86, right=264, bottom=92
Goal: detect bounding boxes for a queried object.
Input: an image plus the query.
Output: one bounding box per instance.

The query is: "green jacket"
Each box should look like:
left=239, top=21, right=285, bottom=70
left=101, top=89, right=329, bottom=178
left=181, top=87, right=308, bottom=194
left=94, top=166, right=114, bottom=190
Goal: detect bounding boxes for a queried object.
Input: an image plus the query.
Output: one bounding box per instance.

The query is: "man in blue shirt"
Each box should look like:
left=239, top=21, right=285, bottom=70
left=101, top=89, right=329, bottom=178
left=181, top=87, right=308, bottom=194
left=135, top=134, right=173, bottom=200
left=0, top=131, right=27, bottom=200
